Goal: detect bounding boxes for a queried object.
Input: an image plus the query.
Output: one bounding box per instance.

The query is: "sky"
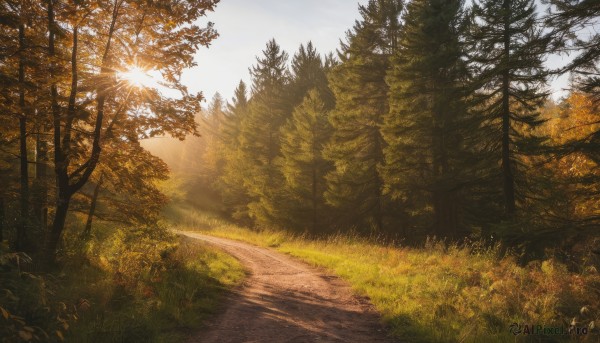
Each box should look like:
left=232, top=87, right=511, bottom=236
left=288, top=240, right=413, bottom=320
left=181, top=0, right=368, bottom=103
left=181, top=0, right=570, bottom=104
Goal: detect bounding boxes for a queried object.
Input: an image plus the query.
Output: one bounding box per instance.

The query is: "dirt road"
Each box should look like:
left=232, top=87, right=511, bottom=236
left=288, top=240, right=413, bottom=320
left=179, top=232, right=397, bottom=343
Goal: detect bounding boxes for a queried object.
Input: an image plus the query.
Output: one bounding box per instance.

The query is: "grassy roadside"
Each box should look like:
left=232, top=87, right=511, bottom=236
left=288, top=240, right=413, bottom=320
left=166, top=204, right=600, bottom=343
left=1, top=219, right=244, bottom=343
left=63, top=227, right=245, bottom=343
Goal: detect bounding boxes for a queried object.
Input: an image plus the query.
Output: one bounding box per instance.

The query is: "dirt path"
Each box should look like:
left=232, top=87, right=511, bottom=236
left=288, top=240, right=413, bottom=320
left=179, top=232, right=398, bottom=343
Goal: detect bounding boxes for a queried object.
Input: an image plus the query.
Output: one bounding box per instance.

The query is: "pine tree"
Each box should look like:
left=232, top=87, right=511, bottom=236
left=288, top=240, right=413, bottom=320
left=324, top=0, right=403, bottom=233
left=219, top=81, right=252, bottom=221
left=382, top=0, right=471, bottom=237
left=279, top=89, right=333, bottom=232
left=239, top=39, right=290, bottom=226
left=223, top=81, right=249, bottom=143
left=468, top=0, right=549, bottom=220
left=200, top=93, right=227, bottom=185
left=288, top=42, right=334, bottom=110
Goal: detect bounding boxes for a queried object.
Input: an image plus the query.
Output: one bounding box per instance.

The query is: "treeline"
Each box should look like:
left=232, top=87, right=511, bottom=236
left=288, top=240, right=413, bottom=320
left=196, top=0, right=599, bottom=249
left=0, top=0, right=219, bottom=262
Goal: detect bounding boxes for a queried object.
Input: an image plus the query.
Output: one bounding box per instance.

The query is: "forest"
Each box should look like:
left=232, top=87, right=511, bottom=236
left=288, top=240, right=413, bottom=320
left=0, top=0, right=599, bottom=342
left=156, top=0, right=599, bottom=253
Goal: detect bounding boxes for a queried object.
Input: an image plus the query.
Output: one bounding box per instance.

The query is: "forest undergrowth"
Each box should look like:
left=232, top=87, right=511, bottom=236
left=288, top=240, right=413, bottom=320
left=0, top=215, right=244, bottom=343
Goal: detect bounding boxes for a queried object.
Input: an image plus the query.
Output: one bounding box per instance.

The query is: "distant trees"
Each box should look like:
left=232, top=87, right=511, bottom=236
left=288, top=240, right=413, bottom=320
left=546, top=0, right=600, bottom=170
left=200, top=93, right=228, bottom=185
left=198, top=0, right=598, bottom=247
left=539, top=94, right=600, bottom=223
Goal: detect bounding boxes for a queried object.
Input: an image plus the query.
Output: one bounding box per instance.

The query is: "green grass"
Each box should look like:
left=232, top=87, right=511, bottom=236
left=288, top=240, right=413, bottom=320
left=166, top=207, right=600, bottom=343
left=25, top=217, right=246, bottom=343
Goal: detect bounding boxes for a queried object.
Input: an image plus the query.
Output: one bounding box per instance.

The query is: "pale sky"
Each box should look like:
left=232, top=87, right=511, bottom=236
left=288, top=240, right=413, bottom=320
left=183, top=0, right=368, bottom=103
left=182, top=0, right=570, bottom=104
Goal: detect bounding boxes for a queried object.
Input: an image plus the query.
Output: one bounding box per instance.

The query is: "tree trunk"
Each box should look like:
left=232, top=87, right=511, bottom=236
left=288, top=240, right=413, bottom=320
left=33, top=130, right=48, bottom=232
left=373, top=128, right=384, bottom=232
left=431, top=78, right=459, bottom=237
left=18, top=118, right=29, bottom=250
left=44, top=0, right=118, bottom=263
left=312, top=168, right=317, bottom=232
left=45, top=194, right=70, bottom=264
left=45, top=0, right=60, bottom=265
left=17, top=20, right=28, bottom=251
left=374, top=169, right=383, bottom=232
left=83, top=173, right=103, bottom=238
left=502, top=0, right=516, bottom=218
left=433, top=190, right=458, bottom=238
left=0, top=196, right=4, bottom=243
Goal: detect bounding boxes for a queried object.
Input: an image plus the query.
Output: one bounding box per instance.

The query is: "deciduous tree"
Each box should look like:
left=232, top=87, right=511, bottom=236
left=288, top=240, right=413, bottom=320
left=43, top=0, right=218, bottom=262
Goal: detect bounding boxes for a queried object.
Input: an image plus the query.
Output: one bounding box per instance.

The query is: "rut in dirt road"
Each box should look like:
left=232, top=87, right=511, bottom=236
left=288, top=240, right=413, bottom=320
left=179, top=232, right=398, bottom=343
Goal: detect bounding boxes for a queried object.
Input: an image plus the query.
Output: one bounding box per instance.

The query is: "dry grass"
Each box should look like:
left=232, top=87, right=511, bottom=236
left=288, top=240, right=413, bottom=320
left=167, top=208, right=600, bottom=343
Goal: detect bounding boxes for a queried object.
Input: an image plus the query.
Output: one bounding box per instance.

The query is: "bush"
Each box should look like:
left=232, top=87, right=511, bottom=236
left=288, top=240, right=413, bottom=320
left=0, top=243, right=77, bottom=342
left=59, top=225, right=244, bottom=343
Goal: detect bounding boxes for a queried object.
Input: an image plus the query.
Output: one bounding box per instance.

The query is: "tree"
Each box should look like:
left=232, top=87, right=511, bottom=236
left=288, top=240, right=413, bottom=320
left=16, top=1, right=29, bottom=251
left=200, top=93, right=227, bottom=184
left=279, top=89, right=333, bottom=232
left=324, top=0, right=403, bottom=232
left=468, top=0, right=550, bottom=219
left=43, top=0, right=219, bottom=262
left=545, top=0, right=600, bottom=165
left=219, top=81, right=251, bottom=221
left=538, top=94, right=599, bottom=222
left=75, top=138, right=170, bottom=233
left=0, top=0, right=50, bottom=251
left=382, top=0, right=471, bottom=237
left=238, top=39, right=290, bottom=226
left=288, top=42, right=335, bottom=110
left=0, top=1, right=28, bottom=250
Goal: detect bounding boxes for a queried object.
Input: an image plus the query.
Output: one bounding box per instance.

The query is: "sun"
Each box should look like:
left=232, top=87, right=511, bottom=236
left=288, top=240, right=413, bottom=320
left=118, top=66, right=156, bottom=88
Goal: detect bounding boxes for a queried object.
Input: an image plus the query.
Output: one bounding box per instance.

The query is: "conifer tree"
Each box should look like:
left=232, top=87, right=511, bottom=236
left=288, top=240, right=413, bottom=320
left=239, top=39, right=290, bottom=226
left=288, top=42, right=334, bottom=110
left=219, top=81, right=252, bottom=221
left=223, top=81, right=249, bottom=144
left=279, top=89, right=333, bottom=232
left=200, top=93, right=227, bottom=185
left=324, top=0, right=403, bottom=232
left=382, top=0, right=471, bottom=236
left=468, top=0, right=550, bottom=219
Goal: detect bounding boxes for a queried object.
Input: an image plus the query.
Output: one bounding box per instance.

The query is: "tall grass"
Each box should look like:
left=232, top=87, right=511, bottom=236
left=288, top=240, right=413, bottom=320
left=58, top=222, right=245, bottom=343
left=0, top=216, right=245, bottom=343
left=168, top=207, right=600, bottom=343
